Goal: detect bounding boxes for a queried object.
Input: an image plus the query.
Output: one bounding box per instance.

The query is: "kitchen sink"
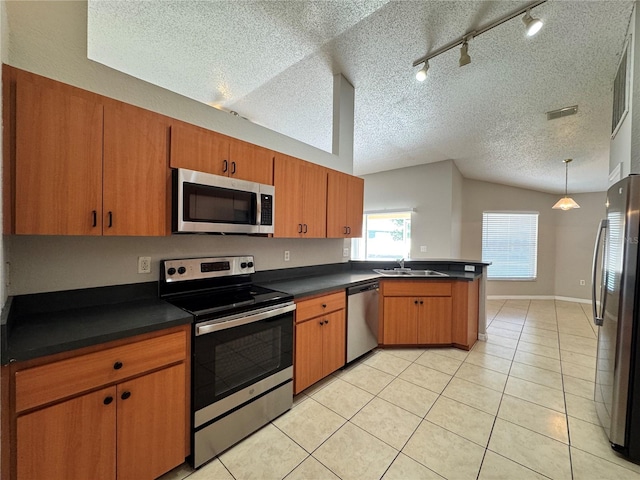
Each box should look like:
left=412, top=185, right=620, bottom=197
left=373, top=268, right=449, bottom=277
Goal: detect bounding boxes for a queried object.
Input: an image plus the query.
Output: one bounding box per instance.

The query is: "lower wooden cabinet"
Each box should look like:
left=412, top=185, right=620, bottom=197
left=380, top=279, right=478, bottom=350
left=294, top=291, right=346, bottom=394
left=4, top=326, right=190, bottom=480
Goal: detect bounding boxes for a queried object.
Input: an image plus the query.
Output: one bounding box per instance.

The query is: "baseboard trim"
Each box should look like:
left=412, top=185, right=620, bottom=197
left=487, top=295, right=590, bottom=305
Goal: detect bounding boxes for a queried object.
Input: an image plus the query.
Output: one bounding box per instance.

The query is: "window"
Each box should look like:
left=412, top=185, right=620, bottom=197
left=482, top=212, right=538, bottom=280
left=352, top=211, right=411, bottom=260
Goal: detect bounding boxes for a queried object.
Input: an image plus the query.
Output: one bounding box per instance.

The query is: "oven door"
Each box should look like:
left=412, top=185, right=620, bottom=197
left=192, top=302, right=295, bottom=427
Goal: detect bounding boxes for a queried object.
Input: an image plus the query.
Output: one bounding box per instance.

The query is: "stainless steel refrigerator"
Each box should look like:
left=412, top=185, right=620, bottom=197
left=593, top=174, right=640, bottom=461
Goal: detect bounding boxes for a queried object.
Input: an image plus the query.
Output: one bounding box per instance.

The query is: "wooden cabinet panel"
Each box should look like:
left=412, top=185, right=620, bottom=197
left=327, top=171, right=364, bottom=238
left=15, top=331, right=187, bottom=413
left=117, top=364, right=186, bottom=480
left=17, top=386, right=117, bottom=480
left=417, top=297, right=453, bottom=344
left=322, top=310, right=346, bottom=375
left=103, top=102, right=170, bottom=236
left=383, top=297, right=417, bottom=344
left=229, top=139, right=273, bottom=184
left=15, top=73, right=103, bottom=235
left=294, top=319, right=324, bottom=393
left=452, top=279, right=479, bottom=349
left=382, top=280, right=452, bottom=297
left=296, top=291, right=345, bottom=322
left=274, top=154, right=327, bottom=238
left=170, top=121, right=229, bottom=175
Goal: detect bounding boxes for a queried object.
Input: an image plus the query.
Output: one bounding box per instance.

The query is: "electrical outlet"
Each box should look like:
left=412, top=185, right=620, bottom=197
left=138, top=256, right=151, bottom=274
left=464, top=265, right=475, bottom=272
left=343, top=247, right=349, bottom=257
left=580, top=279, right=586, bottom=286
left=284, top=250, right=290, bottom=262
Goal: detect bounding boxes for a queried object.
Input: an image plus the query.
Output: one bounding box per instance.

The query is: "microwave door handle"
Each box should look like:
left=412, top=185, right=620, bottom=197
left=255, top=193, right=261, bottom=226
left=592, top=219, right=607, bottom=326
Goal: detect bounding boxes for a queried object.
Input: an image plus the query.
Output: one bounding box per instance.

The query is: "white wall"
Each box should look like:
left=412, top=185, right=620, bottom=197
left=361, top=161, right=460, bottom=259
left=3, top=0, right=351, bottom=296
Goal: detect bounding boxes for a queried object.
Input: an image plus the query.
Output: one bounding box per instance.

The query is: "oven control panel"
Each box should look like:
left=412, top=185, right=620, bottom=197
left=162, top=256, right=255, bottom=282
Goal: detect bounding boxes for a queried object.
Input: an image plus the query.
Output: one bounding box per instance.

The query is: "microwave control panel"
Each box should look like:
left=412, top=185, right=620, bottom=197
left=261, top=194, right=273, bottom=226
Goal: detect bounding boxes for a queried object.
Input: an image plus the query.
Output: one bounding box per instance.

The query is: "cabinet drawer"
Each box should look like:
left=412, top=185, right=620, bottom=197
left=15, top=330, right=187, bottom=413
left=382, top=280, right=452, bottom=297
left=296, top=291, right=345, bottom=323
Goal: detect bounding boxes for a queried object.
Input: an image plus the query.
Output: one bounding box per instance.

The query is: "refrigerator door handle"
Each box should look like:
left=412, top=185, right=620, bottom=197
left=592, top=218, right=608, bottom=326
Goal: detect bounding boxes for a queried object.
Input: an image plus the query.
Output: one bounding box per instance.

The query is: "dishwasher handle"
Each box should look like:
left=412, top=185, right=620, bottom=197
left=347, top=283, right=379, bottom=296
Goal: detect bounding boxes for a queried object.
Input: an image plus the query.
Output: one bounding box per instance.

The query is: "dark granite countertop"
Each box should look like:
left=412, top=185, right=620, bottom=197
left=1, top=282, right=192, bottom=365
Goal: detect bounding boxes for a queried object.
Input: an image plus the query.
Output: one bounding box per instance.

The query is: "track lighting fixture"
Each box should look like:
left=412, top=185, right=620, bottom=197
left=412, top=0, right=546, bottom=80
left=416, top=61, right=429, bottom=82
left=522, top=9, right=543, bottom=36
left=459, top=40, right=471, bottom=67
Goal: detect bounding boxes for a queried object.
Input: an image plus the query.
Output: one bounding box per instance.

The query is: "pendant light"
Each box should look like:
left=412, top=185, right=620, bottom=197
left=552, top=159, right=580, bottom=210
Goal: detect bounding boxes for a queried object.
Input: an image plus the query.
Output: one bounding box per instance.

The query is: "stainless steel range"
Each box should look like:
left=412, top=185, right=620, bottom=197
left=159, top=256, right=295, bottom=468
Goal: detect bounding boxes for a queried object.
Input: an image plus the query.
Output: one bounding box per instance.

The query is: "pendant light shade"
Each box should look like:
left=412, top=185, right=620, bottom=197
left=552, top=159, right=580, bottom=210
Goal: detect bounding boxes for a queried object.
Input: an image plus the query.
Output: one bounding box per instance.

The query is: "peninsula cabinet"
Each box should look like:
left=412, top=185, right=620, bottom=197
left=274, top=154, right=327, bottom=238
left=170, top=120, right=274, bottom=185
left=381, top=281, right=452, bottom=345
left=2, top=326, right=190, bottom=480
left=327, top=170, right=364, bottom=238
left=294, top=291, right=346, bottom=393
left=4, top=66, right=171, bottom=236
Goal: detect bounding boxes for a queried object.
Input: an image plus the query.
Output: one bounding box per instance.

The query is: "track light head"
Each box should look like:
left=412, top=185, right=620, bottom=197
left=522, top=10, right=543, bottom=36
left=416, top=61, right=429, bottom=82
left=459, top=41, right=471, bottom=67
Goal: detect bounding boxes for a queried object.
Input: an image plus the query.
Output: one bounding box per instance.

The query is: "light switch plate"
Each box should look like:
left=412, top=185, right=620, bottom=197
left=343, top=248, right=349, bottom=257
left=420, top=246, right=427, bottom=253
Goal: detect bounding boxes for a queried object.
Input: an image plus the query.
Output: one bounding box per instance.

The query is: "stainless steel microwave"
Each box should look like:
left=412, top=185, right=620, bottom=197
left=172, top=168, right=274, bottom=234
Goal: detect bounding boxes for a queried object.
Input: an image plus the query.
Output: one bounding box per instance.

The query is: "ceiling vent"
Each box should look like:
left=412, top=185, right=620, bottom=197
left=546, top=105, right=578, bottom=120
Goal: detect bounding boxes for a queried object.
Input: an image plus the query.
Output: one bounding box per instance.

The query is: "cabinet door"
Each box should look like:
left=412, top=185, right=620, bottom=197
left=417, top=297, right=453, bottom=344
left=383, top=297, right=417, bottom=344
left=274, top=154, right=305, bottom=237
left=103, top=102, right=170, bottom=236
left=346, top=175, right=364, bottom=238
left=15, top=74, right=103, bottom=235
left=16, top=386, right=116, bottom=480
left=116, top=364, right=186, bottom=480
left=170, top=121, right=229, bottom=175
left=326, top=170, right=348, bottom=237
left=302, top=163, right=328, bottom=238
left=229, top=139, right=274, bottom=184
left=294, top=318, right=324, bottom=394
left=322, top=310, right=346, bottom=376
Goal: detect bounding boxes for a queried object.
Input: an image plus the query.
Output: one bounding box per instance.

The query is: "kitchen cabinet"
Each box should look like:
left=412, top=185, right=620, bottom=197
left=327, top=170, right=364, bottom=238
left=170, top=120, right=273, bottom=184
left=294, top=291, right=346, bottom=393
left=5, top=67, right=171, bottom=236
left=5, top=326, right=190, bottom=480
left=274, top=154, right=327, bottom=238
left=451, top=278, right=480, bottom=349
left=381, top=280, right=453, bottom=345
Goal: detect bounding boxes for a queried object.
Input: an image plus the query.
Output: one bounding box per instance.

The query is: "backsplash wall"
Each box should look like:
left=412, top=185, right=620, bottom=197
left=6, top=236, right=347, bottom=295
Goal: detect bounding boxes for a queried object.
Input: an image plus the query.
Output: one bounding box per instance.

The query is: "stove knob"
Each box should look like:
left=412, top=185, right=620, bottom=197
left=247, top=261, right=254, bottom=268
left=241, top=262, right=248, bottom=269
left=167, top=267, right=176, bottom=275
left=177, top=266, right=187, bottom=275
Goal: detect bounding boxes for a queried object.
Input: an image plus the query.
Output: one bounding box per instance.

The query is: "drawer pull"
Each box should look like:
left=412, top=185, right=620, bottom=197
left=113, top=361, right=123, bottom=370
left=322, top=303, right=327, bottom=308
left=319, top=321, right=324, bottom=326
left=121, top=391, right=131, bottom=400
left=103, top=396, right=113, bottom=405
left=324, top=320, right=329, bottom=324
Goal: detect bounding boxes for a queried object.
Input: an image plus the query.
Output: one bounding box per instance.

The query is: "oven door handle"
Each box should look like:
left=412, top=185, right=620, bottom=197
left=195, top=302, right=296, bottom=335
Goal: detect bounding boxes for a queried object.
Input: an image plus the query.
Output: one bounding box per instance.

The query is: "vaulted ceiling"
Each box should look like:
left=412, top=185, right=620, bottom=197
left=87, top=0, right=634, bottom=194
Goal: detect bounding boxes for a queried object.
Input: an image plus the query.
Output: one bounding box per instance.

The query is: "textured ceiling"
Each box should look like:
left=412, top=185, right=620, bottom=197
left=87, top=0, right=634, bottom=194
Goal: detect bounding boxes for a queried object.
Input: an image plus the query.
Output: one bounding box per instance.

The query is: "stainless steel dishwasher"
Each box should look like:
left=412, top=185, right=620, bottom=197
left=346, top=281, right=380, bottom=363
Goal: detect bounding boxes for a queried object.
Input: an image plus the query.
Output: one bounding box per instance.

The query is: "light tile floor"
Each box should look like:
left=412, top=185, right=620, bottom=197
left=160, top=300, right=640, bottom=480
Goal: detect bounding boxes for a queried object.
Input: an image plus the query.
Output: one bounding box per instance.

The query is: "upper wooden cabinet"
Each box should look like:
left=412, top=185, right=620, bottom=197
left=327, top=170, right=364, bottom=238
left=170, top=121, right=273, bottom=184
left=5, top=66, right=171, bottom=236
left=14, top=70, right=103, bottom=235
left=273, top=154, right=327, bottom=238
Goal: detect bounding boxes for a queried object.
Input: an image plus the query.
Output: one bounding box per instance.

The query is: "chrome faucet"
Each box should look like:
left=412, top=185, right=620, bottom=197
left=397, top=258, right=405, bottom=269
